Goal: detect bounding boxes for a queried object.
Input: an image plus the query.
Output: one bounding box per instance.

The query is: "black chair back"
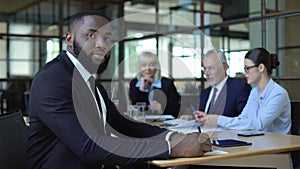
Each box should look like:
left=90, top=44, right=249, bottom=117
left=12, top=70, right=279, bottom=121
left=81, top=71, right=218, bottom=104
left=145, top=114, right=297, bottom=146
left=0, top=110, right=27, bottom=169
left=23, top=91, right=30, bottom=116
left=291, top=101, right=300, bottom=168
left=291, top=101, right=300, bottom=135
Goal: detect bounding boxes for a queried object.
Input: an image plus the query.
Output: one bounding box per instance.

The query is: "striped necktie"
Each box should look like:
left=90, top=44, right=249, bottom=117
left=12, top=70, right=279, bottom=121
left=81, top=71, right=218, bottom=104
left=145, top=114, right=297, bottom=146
left=208, top=87, right=218, bottom=114
left=88, top=76, right=102, bottom=114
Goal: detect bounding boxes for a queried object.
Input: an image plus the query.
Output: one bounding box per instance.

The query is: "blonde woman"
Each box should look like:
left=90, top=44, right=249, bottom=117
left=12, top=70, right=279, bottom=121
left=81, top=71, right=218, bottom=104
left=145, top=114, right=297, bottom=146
left=129, top=51, right=181, bottom=118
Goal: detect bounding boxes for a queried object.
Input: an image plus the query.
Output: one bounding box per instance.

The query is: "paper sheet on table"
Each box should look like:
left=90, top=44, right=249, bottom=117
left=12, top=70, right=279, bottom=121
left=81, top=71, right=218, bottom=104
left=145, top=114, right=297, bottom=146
left=145, top=115, right=174, bottom=121
left=161, top=119, right=225, bottom=134
left=204, top=149, right=228, bottom=156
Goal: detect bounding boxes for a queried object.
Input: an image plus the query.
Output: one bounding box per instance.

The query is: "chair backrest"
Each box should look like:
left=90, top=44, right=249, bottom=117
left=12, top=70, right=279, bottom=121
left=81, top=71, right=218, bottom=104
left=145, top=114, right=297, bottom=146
left=291, top=100, right=300, bottom=135
left=291, top=101, right=300, bottom=169
left=23, top=91, right=30, bottom=116
left=0, top=110, right=28, bottom=169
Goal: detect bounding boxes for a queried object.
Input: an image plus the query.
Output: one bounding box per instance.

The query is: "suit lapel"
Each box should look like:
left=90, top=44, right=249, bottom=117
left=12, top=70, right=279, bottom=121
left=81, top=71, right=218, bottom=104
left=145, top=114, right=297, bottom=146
left=225, top=78, right=231, bottom=102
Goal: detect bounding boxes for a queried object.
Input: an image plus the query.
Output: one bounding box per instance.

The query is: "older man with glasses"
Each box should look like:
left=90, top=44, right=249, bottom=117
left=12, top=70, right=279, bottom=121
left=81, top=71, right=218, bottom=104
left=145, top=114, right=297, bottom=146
left=196, top=49, right=252, bottom=117
left=180, top=49, right=252, bottom=169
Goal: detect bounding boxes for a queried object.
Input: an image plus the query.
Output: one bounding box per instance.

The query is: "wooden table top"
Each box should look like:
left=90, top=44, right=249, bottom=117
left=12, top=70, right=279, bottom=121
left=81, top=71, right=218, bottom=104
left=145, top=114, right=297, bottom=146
left=149, top=130, right=300, bottom=167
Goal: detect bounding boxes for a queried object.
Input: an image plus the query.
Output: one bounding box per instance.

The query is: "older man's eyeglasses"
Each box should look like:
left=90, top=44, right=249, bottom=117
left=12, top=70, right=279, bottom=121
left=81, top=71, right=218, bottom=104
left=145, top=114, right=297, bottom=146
left=244, top=65, right=257, bottom=73
left=201, top=64, right=223, bottom=72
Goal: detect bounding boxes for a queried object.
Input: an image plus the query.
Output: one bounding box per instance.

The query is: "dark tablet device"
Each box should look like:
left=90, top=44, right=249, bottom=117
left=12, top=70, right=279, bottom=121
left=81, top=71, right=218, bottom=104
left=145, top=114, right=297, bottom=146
left=237, top=131, right=264, bottom=137
left=211, top=139, right=252, bottom=147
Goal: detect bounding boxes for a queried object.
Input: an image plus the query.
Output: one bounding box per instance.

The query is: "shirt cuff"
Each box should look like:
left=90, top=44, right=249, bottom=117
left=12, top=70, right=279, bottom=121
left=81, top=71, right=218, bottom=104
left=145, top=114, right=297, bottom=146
left=165, top=131, right=176, bottom=155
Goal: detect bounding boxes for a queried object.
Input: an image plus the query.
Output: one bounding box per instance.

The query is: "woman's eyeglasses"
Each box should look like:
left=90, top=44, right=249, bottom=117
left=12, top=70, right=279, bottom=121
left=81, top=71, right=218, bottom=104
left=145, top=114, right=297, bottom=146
left=244, top=65, right=257, bottom=73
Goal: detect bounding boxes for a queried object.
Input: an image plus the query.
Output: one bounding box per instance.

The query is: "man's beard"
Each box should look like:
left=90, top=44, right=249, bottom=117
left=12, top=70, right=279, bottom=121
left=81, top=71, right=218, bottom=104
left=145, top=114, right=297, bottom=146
left=73, top=40, right=81, bottom=57
left=73, top=40, right=110, bottom=75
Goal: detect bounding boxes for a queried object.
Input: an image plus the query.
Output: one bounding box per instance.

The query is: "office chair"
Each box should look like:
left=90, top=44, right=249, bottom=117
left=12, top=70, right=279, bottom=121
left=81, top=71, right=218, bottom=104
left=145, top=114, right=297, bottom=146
left=291, top=100, right=300, bottom=169
left=0, top=110, right=28, bottom=169
left=23, top=91, right=30, bottom=116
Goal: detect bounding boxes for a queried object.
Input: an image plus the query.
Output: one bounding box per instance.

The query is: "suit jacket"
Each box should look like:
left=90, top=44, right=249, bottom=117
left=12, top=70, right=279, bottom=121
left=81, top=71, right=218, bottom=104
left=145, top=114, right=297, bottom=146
left=26, top=51, right=170, bottom=169
left=129, top=77, right=181, bottom=118
left=199, top=77, right=251, bottom=117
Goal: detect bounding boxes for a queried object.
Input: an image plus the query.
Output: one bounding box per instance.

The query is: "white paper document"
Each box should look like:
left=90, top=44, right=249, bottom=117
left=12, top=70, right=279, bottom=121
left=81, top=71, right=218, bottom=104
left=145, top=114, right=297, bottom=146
left=204, top=149, right=228, bottom=156
left=161, top=119, right=225, bottom=134
left=145, top=115, right=175, bottom=121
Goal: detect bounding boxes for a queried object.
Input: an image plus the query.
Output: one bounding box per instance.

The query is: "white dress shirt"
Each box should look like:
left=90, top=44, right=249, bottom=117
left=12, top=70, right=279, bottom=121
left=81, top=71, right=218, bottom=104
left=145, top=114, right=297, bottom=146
left=66, top=51, right=107, bottom=127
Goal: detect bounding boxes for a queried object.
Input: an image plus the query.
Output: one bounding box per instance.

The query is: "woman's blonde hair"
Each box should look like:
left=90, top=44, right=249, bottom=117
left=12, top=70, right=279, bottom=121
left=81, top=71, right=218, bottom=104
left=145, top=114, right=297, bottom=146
left=136, top=51, right=161, bottom=80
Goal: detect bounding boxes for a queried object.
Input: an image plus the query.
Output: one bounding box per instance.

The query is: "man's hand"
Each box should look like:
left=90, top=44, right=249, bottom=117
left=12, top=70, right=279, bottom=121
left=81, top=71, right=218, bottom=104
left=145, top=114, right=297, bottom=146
left=169, top=132, right=212, bottom=158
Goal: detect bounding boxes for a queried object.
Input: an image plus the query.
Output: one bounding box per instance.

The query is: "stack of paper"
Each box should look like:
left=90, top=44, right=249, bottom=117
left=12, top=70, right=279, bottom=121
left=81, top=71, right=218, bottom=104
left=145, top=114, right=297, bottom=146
left=161, top=119, right=224, bottom=134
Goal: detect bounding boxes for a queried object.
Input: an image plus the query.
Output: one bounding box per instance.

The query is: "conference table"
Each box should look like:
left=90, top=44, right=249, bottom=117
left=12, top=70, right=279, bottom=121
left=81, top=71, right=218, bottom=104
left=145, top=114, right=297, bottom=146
left=148, top=119, right=300, bottom=169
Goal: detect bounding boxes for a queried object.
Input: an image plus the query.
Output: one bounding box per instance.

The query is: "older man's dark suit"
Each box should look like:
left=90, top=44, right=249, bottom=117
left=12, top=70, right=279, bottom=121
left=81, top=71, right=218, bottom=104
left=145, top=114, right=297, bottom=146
left=26, top=51, right=170, bottom=169
left=199, top=78, right=251, bottom=117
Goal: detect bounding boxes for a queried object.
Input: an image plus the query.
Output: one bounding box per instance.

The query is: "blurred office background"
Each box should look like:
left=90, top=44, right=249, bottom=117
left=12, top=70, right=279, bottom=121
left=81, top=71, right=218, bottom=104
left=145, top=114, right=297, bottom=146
left=0, top=0, right=300, bottom=115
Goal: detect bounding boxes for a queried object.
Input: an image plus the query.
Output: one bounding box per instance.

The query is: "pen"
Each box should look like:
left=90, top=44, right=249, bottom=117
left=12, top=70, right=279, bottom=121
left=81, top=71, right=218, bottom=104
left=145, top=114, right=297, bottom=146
left=190, top=105, right=197, bottom=114
left=197, top=125, right=202, bottom=133
left=191, top=104, right=201, bottom=133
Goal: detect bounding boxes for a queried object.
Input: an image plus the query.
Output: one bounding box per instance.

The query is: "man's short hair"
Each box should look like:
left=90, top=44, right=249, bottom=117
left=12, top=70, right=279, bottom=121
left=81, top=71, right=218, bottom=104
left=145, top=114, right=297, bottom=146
left=67, top=10, right=109, bottom=32
left=204, top=49, right=227, bottom=64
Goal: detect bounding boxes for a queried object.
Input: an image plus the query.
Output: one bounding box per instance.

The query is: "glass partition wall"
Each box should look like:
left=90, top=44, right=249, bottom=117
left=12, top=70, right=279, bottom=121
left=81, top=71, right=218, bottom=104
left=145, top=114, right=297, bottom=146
left=1, top=0, right=300, bottom=115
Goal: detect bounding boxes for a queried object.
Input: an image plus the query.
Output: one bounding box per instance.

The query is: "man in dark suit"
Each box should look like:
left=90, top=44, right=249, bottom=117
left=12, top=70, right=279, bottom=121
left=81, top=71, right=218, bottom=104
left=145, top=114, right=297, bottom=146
left=26, top=10, right=212, bottom=169
left=197, top=49, right=251, bottom=117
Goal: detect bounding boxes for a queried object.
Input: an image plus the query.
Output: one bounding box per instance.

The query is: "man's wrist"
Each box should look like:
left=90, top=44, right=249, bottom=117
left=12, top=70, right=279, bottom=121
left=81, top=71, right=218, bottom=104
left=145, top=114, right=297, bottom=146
left=168, top=131, right=178, bottom=141
left=169, top=132, right=185, bottom=147
left=166, top=131, right=178, bottom=155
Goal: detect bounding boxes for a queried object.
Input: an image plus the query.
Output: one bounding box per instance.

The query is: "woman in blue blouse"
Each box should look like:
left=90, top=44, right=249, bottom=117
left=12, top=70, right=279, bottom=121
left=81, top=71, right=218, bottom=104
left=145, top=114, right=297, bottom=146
left=195, top=48, right=291, bottom=134
left=129, top=51, right=181, bottom=118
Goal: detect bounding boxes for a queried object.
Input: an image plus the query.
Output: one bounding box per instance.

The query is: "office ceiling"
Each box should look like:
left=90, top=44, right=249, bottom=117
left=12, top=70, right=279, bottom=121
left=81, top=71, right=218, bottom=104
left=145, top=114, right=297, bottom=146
left=0, top=0, right=122, bottom=15
left=0, top=0, right=200, bottom=15
left=0, top=0, right=249, bottom=42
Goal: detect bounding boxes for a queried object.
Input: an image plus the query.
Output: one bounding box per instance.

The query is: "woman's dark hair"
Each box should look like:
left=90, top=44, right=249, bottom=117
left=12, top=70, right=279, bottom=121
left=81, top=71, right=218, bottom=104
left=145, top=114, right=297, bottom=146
left=245, top=47, right=280, bottom=75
